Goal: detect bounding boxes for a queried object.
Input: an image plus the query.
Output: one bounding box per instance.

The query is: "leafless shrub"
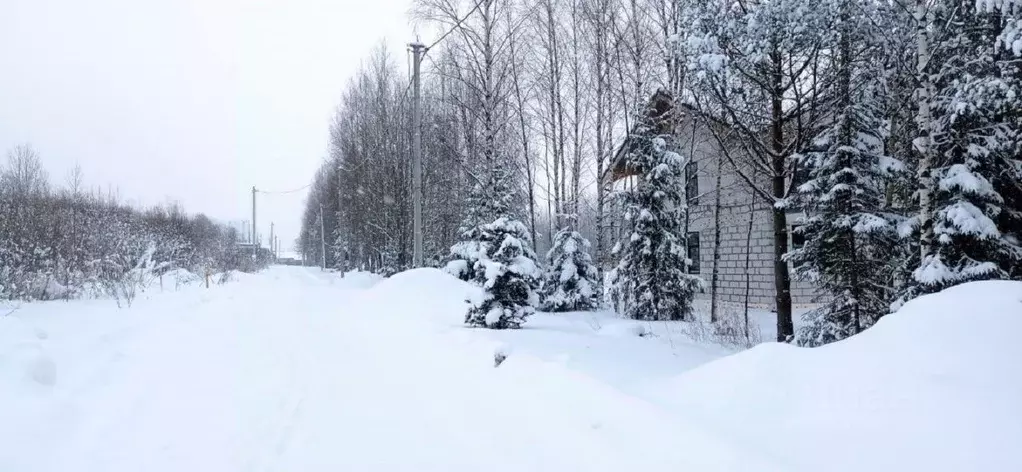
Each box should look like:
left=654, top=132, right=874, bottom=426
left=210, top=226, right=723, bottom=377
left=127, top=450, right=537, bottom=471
left=102, top=245, right=164, bottom=308
left=217, top=271, right=234, bottom=285
left=684, top=301, right=762, bottom=350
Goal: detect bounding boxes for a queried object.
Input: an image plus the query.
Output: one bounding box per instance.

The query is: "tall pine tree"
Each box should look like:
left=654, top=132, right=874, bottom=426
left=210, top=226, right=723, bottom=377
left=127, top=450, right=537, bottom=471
left=788, top=0, right=905, bottom=346
left=608, top=90, right=702, bottom=321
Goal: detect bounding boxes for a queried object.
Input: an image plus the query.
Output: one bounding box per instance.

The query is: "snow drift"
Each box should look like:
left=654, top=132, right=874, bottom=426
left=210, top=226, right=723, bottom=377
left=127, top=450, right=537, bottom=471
left=354, top=268, right=784, bottom=470
left=339, top=270, right=382, bottom=289
left=656, top=280, right=1022, bottom=472
left=359, top=268, right=475, bottom=323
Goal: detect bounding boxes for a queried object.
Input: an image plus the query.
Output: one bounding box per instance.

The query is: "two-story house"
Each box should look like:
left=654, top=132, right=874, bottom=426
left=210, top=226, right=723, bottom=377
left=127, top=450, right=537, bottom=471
left=602, top=90, right=817, bottom=308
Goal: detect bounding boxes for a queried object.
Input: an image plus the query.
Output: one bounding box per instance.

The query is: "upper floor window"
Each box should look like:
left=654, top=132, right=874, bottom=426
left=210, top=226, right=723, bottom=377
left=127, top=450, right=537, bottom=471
left=685, top=160, right=699, bottom=205
left=790, top=225, right=806, bottom=268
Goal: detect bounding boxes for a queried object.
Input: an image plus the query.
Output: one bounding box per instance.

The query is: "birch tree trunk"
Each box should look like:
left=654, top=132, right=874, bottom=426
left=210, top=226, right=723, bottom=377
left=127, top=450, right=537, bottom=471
left=508, top=7, right=538, bottom=251
left=710, top=146, right=724, bottom=323
left=914, top=0, right=936, bottom=262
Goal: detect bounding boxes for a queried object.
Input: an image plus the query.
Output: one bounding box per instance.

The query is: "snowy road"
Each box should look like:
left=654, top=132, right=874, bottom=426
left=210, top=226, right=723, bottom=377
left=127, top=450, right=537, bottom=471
left=1, top=266, right=784, bottom=472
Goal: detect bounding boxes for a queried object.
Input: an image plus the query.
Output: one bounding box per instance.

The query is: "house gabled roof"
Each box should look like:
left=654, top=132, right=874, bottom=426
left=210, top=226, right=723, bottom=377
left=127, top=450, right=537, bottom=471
left=600, top=89, right=676, bottom=186
left=600, top=90, right=772, bottom=188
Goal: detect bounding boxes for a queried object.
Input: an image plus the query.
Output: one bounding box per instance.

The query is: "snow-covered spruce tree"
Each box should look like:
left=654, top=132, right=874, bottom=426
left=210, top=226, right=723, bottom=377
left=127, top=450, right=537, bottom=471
left=608, top=90, right=702, bottom=321
left=448, top=165, right=539, bottom=329
left=444, top=178, right=515, bottom=282
left=787, top=0, right=905, bottom=347
left=899, top=2, right=1022, bottom=305
left=539, top=228, right=599, bottom=312
left=461, top=216, right=540, bottom=329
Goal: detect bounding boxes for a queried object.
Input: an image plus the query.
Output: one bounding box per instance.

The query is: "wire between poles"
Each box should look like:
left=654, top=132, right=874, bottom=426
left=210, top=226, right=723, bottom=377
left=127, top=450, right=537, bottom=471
left=424, top=0, right=486, bottom=52
left=402, top=0, right=484, bottom=96
left=256, top=183, right=311, bottom=195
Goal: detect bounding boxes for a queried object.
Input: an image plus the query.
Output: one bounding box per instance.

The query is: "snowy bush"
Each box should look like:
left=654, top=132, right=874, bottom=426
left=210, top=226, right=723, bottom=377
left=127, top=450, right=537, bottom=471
left=539, top=228, right=599, bottom=312
left=162, top=268, right=202, bottom=290
left=101, top=244, right=169, bottom=308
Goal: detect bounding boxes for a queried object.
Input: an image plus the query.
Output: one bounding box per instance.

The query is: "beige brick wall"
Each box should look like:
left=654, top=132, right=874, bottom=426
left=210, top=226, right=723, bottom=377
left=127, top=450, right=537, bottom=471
left=676, top=115, right=820, bottom=309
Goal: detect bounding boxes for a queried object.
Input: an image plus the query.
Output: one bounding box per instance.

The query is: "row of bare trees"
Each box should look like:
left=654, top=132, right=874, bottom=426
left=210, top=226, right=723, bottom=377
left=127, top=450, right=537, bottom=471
left=300, top=0, right=692, bottom=270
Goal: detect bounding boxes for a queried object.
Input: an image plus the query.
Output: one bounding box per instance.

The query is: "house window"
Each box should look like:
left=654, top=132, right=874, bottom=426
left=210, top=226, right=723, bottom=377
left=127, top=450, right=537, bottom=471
left=790, top=225, right=806, bottom=268
left=791, top=161, right=812, bottom=194
left=687, top=232, right=701, bottom=274
left=790, top=225, right=806, bottom=250
left=685, top=160, right=699, bottom=205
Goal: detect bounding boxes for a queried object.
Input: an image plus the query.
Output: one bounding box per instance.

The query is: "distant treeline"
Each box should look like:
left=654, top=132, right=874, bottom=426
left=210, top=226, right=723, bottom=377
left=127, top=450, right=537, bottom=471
left=0, top=144, right=254, bottom=301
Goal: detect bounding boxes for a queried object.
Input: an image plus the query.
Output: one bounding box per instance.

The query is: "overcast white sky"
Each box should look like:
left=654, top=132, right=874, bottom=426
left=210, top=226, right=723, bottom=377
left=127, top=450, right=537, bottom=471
left=0, top=0, right=415, bottom=253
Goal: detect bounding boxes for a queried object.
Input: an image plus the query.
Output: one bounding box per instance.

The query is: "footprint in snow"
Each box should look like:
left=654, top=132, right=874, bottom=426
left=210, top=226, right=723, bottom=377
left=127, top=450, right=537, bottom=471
left=27, top=352, right=56, bottom=387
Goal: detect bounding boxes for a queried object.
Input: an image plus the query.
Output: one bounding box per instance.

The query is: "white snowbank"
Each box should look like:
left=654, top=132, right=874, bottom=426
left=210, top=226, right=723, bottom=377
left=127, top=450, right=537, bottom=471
left=339, top=269, right=383, bottom=289
left=380, top=267, right=473, bottom=295
left=362, top=267, right=475, bottom=320
left=654, top=280, right=1022, bottom=472
left=354, top=268, right=782, bottom=470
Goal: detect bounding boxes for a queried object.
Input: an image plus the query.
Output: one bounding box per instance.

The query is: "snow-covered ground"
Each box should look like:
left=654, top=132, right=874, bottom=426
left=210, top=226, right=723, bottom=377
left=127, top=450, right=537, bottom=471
left=1, top=266, right=1018, bottom=471
left=653, top=280, right=1022, bottom=472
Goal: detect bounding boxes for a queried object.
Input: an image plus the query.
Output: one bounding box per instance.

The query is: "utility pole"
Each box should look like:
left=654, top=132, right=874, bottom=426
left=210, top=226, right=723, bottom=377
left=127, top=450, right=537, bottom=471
left=319, top=203, right=327, bottom=270
left=251, top=186, right=258, bottom=260
left=410, top=41, right=426, bottom=268
left=269, top=222, right=275, bottom=264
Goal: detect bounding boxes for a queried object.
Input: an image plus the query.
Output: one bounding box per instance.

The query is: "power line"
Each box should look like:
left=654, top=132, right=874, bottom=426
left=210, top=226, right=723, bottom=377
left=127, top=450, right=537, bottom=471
left=425, top=0, right=486, bottom=53
left=401, top=0, right=485, bottom=97
left=256, top=183, right=311, bottom=195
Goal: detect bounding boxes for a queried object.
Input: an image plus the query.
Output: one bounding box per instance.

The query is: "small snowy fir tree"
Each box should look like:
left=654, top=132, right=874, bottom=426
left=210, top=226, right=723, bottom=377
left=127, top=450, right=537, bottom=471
left=377, top=249, right=400, bottom=277
left=899, top=4, right=1022, bottom=305
left=539, top=228, right=599, bottom=312
left=462, top=216, right=540, bottom=329
left=608, top=90, right=703, bottom=321
left=787, top=0, right=905, bottom=347
left=448, top=164, right=539, bottom=329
